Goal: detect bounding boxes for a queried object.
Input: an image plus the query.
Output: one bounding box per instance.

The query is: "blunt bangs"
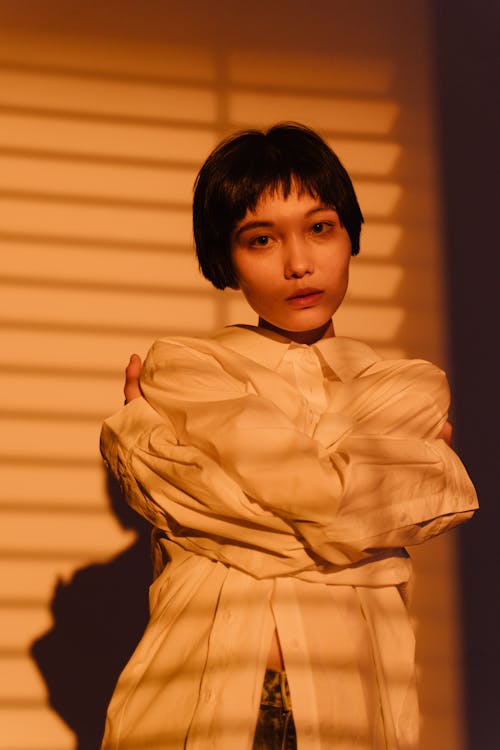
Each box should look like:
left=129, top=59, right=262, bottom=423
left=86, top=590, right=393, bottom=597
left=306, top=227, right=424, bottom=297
left=193, top=123, right=364, bottom=290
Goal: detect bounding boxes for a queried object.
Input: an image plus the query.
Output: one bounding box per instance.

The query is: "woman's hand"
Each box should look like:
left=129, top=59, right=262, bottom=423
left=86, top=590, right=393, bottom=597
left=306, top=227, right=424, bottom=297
left=124, top=354, right=143, bottom=404
left=437, top=420, right=453, bottom=446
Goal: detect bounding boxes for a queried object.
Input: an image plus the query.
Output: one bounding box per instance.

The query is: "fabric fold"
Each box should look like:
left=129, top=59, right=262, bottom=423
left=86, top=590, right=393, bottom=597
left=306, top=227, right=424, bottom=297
left=100, top=326, right=477, bottom=749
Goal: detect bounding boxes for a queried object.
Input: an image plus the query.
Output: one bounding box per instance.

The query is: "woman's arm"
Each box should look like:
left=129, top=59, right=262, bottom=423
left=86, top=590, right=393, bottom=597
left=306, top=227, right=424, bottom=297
left=102, top=341, right=476, bottom=567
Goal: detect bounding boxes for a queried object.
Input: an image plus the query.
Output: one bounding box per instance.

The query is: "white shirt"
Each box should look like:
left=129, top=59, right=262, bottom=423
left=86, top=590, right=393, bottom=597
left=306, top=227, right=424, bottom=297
left=100, top=325, right=477, bottom=750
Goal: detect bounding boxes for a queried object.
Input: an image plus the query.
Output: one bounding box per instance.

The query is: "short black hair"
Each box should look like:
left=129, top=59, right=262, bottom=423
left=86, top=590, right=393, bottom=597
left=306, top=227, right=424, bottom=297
left=193, top=122, right=364, bottom=290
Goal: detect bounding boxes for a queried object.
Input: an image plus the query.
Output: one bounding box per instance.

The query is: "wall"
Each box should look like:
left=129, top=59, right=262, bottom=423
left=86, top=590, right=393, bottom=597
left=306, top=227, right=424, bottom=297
left=0, top=2, right=466, bottom=748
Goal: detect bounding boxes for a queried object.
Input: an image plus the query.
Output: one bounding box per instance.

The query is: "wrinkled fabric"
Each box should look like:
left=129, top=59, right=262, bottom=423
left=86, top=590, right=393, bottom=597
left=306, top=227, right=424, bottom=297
left=100, top=326, right=477, bottom=750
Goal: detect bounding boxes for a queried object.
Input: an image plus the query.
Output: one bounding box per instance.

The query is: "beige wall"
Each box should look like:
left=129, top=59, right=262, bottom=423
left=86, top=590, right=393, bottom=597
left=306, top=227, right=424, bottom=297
left=0, top=2, right=464, bottom=748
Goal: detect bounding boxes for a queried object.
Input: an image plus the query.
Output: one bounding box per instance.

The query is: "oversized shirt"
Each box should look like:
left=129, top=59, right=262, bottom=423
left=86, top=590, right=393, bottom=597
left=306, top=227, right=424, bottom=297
left=100, top=325, right=477, bottom=750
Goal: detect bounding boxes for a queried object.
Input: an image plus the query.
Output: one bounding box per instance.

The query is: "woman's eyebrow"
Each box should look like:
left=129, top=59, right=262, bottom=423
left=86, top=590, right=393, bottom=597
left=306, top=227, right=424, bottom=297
left=305, top=205, right=337, bottom=216
left=233, top=220, right=274, bottom=240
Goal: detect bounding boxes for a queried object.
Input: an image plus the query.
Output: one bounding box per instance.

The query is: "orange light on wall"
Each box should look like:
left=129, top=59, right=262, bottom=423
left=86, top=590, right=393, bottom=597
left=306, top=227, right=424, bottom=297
left=0, top=8, right=464, bottom=750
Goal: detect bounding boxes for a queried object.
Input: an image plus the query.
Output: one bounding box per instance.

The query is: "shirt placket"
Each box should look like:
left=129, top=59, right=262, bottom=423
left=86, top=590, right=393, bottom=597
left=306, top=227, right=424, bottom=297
left=288, top=347, right=327, bottom=437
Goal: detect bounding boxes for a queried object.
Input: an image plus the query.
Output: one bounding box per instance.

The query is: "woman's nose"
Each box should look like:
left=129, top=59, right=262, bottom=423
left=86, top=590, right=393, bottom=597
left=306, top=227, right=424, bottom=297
left=283, top=237, right=314, bottom=279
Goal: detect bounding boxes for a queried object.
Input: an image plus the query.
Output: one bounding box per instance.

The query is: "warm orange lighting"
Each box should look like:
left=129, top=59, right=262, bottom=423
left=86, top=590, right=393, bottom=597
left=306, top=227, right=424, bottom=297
left=335, top=303, right=405, bottom=342
left=1, top=657, right=50, bottom=702
left=354, top=181, right=402, bottom=217
left=228, top=51, right=394, bottom=94
left=223, top=292, right=259, bottom=328
left=0, top=416, right=100, bottom=460
left=0, top=507, right=134, bottom=556
left=2, top=29, right=217, bottom=83
left=0, top=113, right=217, bottom=163
left=0, top=11, right=461, bottom=750
left=0, top=155, right=198, bottom=205
left=0, top=241, right=205, bottom=290
left=361, top=223, right=403, bottom=259
left=0, top=198, right=192, bottom=243
left=0, top=69, right=219, bottom=123
left=229, top=92, right=399, bottom=135
left=0, top=371, right=121, bottom=417
left=0, top=559, right=82, bottom=602
left=2, top=609, right=53, bottom=651
left=0, top=707, right=74, bottom=750
left=349, top=263, right=403, bottom=300
left=0, top=327, right=159, bottom=373
left=332, top=139, right=402, bottom=177
left=0, top=283, right=218, bottom=333
left=0, top=463, right=105, bottom=508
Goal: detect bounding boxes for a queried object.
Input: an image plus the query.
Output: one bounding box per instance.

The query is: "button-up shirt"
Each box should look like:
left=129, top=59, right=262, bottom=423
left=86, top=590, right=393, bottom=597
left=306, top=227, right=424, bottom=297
left=100, top=325, right=477, bottom=750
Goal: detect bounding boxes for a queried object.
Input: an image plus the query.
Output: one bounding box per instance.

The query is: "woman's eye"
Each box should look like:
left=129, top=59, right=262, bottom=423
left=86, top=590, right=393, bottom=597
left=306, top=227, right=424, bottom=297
left=250, top=235, right=270, bottom=247
left=311, top=222, right=328, bottom=234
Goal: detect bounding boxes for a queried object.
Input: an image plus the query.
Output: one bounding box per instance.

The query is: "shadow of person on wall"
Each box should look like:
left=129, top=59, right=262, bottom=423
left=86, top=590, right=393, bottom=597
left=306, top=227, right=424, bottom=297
left=31, top=471, right=153, bottom=750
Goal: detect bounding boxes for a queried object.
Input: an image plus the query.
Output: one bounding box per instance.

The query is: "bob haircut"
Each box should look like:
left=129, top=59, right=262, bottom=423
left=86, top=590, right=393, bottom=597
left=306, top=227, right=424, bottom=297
left=193, top=122, right=364, bottom=290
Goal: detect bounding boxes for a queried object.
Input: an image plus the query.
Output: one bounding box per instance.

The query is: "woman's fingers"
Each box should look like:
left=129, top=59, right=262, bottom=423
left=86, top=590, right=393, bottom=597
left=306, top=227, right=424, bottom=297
left=124, top=353, right=143, bottom=404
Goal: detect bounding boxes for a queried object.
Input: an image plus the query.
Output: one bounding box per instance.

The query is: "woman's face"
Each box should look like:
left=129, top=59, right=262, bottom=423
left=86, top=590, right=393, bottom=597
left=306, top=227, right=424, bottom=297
left=230, top=188, right=352, bottom=344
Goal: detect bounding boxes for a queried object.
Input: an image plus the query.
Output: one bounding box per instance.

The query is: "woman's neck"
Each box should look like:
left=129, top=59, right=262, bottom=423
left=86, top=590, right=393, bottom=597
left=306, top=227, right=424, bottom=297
left=257, top=317, right=334, bottom=345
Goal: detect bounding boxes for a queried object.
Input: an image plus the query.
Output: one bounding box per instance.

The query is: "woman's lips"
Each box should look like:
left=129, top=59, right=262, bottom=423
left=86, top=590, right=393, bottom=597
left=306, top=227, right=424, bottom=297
left=286, top=289, right=324, bottom=308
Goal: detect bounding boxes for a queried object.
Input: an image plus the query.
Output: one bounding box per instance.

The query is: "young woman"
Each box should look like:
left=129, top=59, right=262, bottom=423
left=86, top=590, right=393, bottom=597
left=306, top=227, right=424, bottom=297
left=100, top=123, right=477, bottom=750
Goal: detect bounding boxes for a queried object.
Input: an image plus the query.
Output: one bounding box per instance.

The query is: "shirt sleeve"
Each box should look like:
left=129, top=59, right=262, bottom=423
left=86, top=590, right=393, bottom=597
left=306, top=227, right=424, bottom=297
left=101, top=338, right=477, bottom=567
left=100, top=396, right=321, bottom=578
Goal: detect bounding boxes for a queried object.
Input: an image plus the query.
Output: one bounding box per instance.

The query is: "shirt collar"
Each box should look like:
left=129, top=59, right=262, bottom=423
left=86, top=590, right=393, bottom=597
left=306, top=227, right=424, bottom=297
left=211, top=325, right=380, bottom=382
